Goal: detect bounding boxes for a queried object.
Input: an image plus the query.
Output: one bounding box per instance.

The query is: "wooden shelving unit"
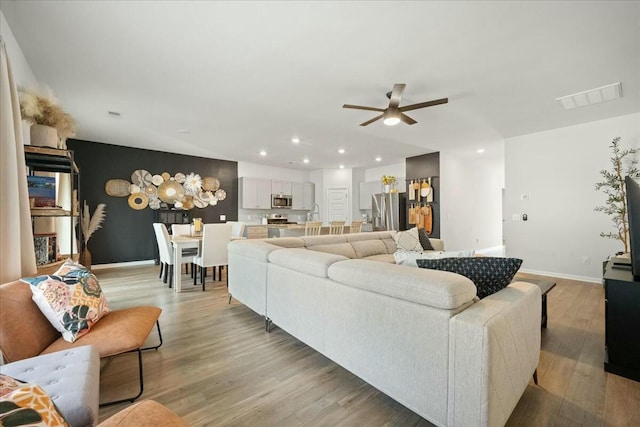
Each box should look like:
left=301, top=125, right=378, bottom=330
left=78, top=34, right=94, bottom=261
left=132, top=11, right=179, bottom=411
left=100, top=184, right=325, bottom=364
left=24, top=145, right=81, bottom=269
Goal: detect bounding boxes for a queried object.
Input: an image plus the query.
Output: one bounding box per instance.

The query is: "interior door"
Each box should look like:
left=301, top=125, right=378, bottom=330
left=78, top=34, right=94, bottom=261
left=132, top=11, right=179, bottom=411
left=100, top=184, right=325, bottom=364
left=327, top=188, right=349, bottom=223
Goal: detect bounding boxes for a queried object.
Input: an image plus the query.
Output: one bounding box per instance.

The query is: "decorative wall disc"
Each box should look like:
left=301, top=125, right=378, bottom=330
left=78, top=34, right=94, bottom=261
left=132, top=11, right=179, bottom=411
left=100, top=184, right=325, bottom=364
left=151, top=174, right=164, bottom=185
left=181, top=195, right=194, bottom=210
left=210, top=196, right=219, bottom=206
left=174, top=172, right=186, bottom=183
left=161, top=172, right=171, bottom=181
left=202, top=177, right=220, bottom=191
left=129, top=184, right=141, bottom=194
left=148, top=198, right=161, bottom=210
left=193, top=192, right=208, bottom=208
left=105, top=179, right=131, bottom=197
left=157, top=181, right=184, bottom=203
left=128, top=192, right=149, bottom=210
left=131, top=169, right=152, bottom=187
left=214, top=189, right=227, bottom=201
left=144, top=185, right=158, bottom=197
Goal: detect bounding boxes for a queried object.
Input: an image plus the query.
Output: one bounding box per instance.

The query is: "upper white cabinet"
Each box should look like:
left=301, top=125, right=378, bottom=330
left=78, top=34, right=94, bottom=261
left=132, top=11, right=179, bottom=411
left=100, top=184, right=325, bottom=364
left=240, top=177, right=271, bottom=209
left=292, top=182, right=315, bottom=210
left=359, top=181, right=380, bottom=209
left=271, top=180, right=292, bottom=195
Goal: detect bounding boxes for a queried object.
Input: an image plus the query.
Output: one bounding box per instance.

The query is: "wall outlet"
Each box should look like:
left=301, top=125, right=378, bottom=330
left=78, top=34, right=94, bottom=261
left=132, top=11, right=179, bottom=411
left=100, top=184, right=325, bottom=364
left=220, top=214, right=226, bottom=221
left=521, top=194, right=530, bottom=201
left=512, top=214, right=520, bottom=221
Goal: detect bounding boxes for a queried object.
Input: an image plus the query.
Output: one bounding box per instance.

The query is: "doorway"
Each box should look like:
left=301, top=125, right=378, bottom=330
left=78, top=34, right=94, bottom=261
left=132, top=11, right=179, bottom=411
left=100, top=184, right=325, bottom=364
left=326, top=188, right=349, bottom=223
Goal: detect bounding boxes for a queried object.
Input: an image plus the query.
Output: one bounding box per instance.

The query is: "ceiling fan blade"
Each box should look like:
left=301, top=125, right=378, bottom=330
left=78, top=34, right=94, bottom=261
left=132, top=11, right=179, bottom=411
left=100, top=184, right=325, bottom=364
left=388, top=84, right=406, bottom=109
left=399, top=97, right=448, bottom=112
left=359, top=114, right=384, bottom=126
left=399, top=113, right=417, bottom=125
left=343, top=104, right=386, bottom=112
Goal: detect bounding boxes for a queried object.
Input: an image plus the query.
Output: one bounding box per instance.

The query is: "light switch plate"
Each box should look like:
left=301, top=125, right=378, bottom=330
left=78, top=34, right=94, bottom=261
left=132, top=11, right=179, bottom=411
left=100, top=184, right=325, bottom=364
left=220, top=214, right=226, bottom=221
left=512, top=214, right=520, bottom=221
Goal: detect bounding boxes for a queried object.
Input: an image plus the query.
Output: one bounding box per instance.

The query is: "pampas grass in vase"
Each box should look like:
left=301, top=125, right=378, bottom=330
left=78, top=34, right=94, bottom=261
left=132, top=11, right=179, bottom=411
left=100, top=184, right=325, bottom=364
left=79, top=201, right=106, bottom=269
left=19, top=87, right=76, bottom=148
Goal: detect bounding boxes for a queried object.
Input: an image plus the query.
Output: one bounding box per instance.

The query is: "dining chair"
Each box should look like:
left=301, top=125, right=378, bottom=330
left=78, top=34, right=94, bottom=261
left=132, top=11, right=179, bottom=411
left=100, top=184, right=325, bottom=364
left=227, top=221, right=246, bottom=239
left=329, top=220, right=346, bottom=235
left=349, top=220, right=364, bottom=233
left=153, top=223, right=196, bottom=288
left=305, top=221, right=322, bottom=236
left=193, top=223, right=233, bottom=291
left=171, top=224, right=198, bottom=274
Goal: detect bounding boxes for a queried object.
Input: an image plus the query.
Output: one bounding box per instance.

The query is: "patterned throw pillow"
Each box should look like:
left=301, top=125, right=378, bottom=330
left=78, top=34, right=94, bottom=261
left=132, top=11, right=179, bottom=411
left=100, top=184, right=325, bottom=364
left=0, top=374, right=69, bottom=426
left=417, top=227, right=434, bottom=250
left=416, top=257, right=523, bottom=299
left=392, top=227, right=423, bottom=251
left=22, top=260, right=110, bottom=342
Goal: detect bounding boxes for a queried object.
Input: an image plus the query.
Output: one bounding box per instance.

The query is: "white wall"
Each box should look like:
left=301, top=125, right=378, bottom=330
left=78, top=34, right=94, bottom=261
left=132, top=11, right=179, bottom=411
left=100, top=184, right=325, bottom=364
left=504, top=113, right=640, bottom=282
left=440, top=148, right=505, bottom=253
left=363, top=162, right=406, bottom=184
left=0, top=11, right=38, bottom=89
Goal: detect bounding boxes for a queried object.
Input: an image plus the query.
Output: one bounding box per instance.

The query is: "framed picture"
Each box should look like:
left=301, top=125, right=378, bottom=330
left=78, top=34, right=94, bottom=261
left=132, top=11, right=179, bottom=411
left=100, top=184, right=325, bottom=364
left=34, top=233, right=57, bottom=266
left=27, top=175, right=56, bottom=207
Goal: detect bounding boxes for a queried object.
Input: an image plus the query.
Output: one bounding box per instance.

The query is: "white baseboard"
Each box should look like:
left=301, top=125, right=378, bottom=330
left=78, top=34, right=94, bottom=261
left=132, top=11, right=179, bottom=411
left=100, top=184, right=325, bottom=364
left=91, top=259, right=156, bottom=270
left=518, top=268, right=602, bottom=284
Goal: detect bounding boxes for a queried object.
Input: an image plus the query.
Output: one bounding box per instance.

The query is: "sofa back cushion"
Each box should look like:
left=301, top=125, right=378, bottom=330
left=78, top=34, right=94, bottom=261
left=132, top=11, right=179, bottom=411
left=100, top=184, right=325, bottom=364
left=350, top=240, right=389, bottom=258
left=301, top=235, right=348, bottom=247
left=308, top=243, right=357, bottom=259
left=268, top=248, right=348, bottom=278
left=0, top=281, right=60, bottom=362
left=265, top=237, right=305, bottom=248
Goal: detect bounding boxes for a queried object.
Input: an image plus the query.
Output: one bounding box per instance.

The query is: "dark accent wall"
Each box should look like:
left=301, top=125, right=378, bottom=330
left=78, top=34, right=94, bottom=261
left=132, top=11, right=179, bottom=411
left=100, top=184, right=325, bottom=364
left=67, top=139, right=238, bottom=264
left=406, top=152, right=440, bottom=238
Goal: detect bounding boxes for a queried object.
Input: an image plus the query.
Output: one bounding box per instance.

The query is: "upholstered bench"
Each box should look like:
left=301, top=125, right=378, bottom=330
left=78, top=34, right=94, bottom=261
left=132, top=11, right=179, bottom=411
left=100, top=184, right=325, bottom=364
left=0, top=345, right=100, bottom=427
left=0, top=279, right=162, bottom=405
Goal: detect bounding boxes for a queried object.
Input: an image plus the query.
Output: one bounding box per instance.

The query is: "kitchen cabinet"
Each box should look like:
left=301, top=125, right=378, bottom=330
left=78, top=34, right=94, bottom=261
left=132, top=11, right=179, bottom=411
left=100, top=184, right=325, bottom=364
left=292, top=182, right=315, bottom=210
left=240, top=177, right=271, bottom=209
left=359, top=181, right=380, bottom=209
left=271, top=180, right=292, bottom=195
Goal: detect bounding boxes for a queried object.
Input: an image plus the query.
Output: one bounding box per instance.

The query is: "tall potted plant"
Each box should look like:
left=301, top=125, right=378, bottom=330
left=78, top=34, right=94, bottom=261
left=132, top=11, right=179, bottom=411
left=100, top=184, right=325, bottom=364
left=595, top=137, right=640, bottom=253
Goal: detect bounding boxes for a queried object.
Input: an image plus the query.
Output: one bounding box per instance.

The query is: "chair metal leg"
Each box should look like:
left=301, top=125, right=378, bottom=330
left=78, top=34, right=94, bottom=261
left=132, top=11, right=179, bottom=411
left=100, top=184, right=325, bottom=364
left=159, top=262, right=164, bottom=279
left=162, top=263, right=168, bottom=283
left=168, top=265, right=173, bottom=288
left=265, top=317, right=273, bottom=332
left=228, top=294, right=232, bottom=304
left=99, top=321, right=163, bottom=407
left=533, top=369, right=539, bottom=385
left=201, top=266, right=206, bottom=291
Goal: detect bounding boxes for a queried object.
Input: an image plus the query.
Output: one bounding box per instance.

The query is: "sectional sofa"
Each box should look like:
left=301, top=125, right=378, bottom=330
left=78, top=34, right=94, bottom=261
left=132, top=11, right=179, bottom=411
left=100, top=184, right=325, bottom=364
left=228, top=231, right=541, bottom=427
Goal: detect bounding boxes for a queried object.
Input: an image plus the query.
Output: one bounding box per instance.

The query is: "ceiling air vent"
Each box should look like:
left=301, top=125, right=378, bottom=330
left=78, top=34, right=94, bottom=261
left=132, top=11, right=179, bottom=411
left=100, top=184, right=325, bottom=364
left=107, top=111, right=122, bottom=118
left=556, top=82, right=622, bottom=110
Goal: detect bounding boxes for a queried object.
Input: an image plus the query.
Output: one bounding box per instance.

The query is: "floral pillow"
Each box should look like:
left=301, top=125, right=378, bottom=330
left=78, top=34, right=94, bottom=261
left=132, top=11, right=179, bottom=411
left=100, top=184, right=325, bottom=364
left=0, top=374, right=68, bottom=426
left=22, top=260, right=110, bottom=342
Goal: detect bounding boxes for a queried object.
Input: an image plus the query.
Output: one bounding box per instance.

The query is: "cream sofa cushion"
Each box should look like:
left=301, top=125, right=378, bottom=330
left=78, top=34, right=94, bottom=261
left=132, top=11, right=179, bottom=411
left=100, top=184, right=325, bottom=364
left=350, top=240, right=388, bottom=258
left=309, top=243, right=357, bottom=259
left=268, top=248, right=347, bottom=278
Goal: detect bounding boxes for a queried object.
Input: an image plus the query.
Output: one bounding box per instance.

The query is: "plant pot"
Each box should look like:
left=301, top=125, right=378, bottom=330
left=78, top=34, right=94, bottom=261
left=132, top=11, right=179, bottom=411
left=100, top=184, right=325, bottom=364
left=30, top=124, right=59, bottom=148
left=79, top=247, right=92, bottom=270
left=383, top=184, right=391, bottom=193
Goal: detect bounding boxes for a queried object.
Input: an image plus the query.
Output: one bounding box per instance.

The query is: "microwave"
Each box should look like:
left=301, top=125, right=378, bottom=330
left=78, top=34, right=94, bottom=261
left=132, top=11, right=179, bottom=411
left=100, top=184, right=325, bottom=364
left=271, top=194, right=292, bottom=209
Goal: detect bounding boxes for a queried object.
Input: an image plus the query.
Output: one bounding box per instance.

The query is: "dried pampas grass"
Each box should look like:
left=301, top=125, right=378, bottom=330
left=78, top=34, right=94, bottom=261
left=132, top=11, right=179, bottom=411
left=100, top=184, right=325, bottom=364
left=19, top=87, right=77, bottom=141
left=81, top=201, right=106, bottom=245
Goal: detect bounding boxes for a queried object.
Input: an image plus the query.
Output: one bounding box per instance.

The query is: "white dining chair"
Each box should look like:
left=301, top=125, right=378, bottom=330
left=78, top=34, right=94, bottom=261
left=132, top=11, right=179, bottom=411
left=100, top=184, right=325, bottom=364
left=227, top=221, right=246, bottom=239
left=193, top=223, right=232, bottom=291
left=153, top=223, right=196, bottom=288
left=171, top=223, right=198, bottom=275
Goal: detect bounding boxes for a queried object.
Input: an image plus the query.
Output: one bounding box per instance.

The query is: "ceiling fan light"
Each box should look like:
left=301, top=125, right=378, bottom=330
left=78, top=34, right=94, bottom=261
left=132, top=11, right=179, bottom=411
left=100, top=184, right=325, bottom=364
left=383, top=110, right=400, bottom=126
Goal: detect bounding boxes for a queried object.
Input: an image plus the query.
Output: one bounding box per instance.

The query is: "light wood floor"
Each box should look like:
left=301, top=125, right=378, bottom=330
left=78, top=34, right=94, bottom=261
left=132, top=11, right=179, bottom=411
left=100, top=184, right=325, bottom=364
left=95, top=266, right=640, bottom=426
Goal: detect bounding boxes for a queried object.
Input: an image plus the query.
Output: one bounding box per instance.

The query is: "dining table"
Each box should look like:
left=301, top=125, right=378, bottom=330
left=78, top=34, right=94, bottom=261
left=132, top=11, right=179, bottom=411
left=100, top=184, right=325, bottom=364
left=170, top=234, right=246, bottom=293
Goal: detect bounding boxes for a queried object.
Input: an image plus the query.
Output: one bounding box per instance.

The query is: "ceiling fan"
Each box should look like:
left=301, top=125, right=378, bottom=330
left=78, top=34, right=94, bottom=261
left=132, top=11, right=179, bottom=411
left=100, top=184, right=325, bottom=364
left=343, top=83, right=448, bottom=126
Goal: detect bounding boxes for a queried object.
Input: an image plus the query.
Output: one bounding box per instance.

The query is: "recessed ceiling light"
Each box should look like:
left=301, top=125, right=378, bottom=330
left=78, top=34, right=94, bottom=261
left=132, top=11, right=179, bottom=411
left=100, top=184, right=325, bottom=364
left=339, top=164, right=345, bottom=169
left=556, top=82, right=622, bottom=110
left=375, top=157, right=382, bottom=162
left=303, top=158, right=309, bottom=164
left=177, top=129, right=190, bottom=134
left=259, top=150, right=267, bottom=156
left=477, top=148, right=486, bottom=153
left=338, top=148, right=345, bottom=154
left=292, top=137, right=300, bottom=144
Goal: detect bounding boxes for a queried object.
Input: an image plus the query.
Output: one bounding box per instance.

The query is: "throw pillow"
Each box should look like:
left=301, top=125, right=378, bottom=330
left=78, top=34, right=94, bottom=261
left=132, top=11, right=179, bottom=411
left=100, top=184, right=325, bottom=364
left=394, top=249, right=476, bottom=267
left=0, top=374, right=69, bottom=426
left=416, top=257, right=523, bottom=299
left=22, top=260, right=110, bottom=342
left=392, top=227, right=423, bottom=251
left=417, top=227, right=434, bottom=250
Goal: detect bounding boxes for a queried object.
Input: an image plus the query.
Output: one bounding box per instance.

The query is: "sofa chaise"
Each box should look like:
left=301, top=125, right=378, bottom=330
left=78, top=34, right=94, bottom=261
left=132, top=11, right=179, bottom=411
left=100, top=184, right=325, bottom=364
left=227, top=231, right=541, bottom=427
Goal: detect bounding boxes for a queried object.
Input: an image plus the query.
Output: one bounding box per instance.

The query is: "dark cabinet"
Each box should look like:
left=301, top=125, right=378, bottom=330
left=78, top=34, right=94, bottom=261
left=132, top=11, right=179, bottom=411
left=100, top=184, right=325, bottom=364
left=155, top=209, right=191, bottom=234
left=603, top=261, right=640, bottom=382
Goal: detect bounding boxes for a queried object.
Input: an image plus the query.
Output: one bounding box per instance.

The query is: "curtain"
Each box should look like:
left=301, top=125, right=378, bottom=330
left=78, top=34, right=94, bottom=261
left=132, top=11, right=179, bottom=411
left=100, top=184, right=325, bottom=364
left=0, top=36, right=37, bottom=282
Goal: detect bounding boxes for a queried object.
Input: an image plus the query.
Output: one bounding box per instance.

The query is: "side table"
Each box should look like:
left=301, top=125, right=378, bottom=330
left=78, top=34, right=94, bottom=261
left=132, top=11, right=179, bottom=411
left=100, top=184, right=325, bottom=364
left=519, top=278, right=557, bottom=328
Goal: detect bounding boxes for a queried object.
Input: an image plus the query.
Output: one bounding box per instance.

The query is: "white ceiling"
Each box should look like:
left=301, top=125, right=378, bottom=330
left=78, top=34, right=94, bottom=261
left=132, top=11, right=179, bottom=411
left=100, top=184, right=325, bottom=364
left=2, top=1, right=639, bottom=170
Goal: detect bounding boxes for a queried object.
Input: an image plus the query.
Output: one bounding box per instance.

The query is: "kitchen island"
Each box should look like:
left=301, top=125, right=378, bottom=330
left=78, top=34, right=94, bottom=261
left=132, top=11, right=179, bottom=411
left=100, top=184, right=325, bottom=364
left=244, top=224, right=357, bottom=238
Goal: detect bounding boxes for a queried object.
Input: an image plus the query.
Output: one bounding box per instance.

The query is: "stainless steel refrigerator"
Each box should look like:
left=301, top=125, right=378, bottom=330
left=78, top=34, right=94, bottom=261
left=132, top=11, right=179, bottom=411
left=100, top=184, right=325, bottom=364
left=372, top=192, right=406, bottom=231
